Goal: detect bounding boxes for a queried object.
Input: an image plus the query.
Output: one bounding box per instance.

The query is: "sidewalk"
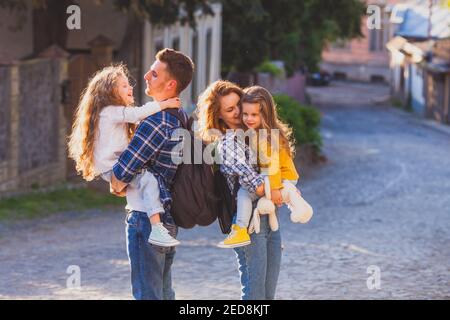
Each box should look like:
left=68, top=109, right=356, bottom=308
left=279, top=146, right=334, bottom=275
left=388, top=107, right=450, bottom=137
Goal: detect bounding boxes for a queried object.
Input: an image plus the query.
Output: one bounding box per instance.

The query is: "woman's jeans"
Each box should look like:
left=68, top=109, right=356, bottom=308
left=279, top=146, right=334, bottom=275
left=234, top=215, right=282, bottom=300
left=125, top=211, right=176, bottom=300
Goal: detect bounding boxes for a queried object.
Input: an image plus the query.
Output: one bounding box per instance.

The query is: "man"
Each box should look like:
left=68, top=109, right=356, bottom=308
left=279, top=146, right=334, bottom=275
left=110, top=48, right=194, bottom=300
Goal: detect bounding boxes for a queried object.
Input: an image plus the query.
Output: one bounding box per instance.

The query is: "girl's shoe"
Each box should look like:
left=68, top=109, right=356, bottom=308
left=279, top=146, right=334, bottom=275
left=217, top=224, right=251, bottom=248
left=149, top=223, right=180, bottom=247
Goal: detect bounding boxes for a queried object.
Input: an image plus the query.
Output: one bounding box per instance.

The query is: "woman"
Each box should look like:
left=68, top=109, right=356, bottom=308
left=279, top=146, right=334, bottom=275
left=196, top=80, right=283, bottom=300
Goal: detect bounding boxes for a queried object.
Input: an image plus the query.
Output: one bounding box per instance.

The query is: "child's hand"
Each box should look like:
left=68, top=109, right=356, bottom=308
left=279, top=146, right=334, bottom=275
left=160, top=97, right=181, bottom=110
left=271, top=189, right=283, bottom=207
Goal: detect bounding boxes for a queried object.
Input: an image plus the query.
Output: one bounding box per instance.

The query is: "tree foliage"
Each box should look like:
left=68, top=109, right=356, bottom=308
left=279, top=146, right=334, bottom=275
left=113, top=0, right=213, bottom=28
left=0, top=0, right=213, bottom=29
left=221, top=0, right=366, bottom=76
left=0, top=0, right=213, bottom=55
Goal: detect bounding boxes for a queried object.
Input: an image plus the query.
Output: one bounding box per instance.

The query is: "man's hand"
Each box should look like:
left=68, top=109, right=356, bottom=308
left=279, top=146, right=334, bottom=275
left=110, top=173, right=128, bottom=197
left=255, top=183, right=265, bottom=197
left=271, top=189, right=283, bottom=207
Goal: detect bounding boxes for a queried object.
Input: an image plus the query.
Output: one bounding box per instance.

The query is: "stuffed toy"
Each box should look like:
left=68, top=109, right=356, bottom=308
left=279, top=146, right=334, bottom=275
left=248, top=197, right=278, bottom=234
left=249, top=177, right=313, bottom=234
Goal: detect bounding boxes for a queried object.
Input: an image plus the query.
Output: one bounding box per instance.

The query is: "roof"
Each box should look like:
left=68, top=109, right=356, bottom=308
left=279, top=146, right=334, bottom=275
left=386, top=36, right=428, bottom=63
left=87, top=35, right=116, bottom=48
left=392, top=1, right=450, bottom=40
left=38, top=44, right=70, bottom=59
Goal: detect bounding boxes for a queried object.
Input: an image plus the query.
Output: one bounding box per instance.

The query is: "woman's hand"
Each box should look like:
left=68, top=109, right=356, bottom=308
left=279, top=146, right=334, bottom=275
left=271, top=189, right=283, bottom=207
left=159, top=97, right=181, bottom=110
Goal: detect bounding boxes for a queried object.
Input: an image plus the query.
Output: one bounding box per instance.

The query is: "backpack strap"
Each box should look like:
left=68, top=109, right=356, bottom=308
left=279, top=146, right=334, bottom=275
left=165, top=108, right=190, bottom=130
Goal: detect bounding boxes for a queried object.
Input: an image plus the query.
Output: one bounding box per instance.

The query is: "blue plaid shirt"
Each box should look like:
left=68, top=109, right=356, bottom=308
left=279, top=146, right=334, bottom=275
left=113, top=109, right=187, bottom=219
left=218, top=130, right=264, bottom=195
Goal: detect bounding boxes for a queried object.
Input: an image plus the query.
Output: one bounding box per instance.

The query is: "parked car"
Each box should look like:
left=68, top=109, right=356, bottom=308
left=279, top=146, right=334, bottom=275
left=307, top=70, right=331, bottom=86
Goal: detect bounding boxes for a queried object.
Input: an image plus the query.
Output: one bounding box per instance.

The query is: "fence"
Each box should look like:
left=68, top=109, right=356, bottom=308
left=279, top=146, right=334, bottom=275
left=0, top=57, right=68, bottom=198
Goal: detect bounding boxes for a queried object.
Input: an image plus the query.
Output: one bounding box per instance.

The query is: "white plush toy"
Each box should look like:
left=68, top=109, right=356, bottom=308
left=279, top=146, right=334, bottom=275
left=248, top=197, right=278, bottom=234
left=249, top=177, right=313, bottom=234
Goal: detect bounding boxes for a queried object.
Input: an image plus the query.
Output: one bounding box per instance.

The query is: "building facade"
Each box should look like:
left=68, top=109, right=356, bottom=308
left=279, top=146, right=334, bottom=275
left=321, top=0, right=401, bottom=83
left=142, top=3, right=222, bottom=112
left=0, top=1, right=222, bottom=195
left=387, top=1, right=450, bottom=121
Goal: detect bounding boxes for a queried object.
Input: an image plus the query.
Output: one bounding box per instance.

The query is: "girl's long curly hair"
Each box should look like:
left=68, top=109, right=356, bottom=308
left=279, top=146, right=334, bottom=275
left=241, top=86, right=295, bottom=157
left=68, top=64, right=133, bottom=181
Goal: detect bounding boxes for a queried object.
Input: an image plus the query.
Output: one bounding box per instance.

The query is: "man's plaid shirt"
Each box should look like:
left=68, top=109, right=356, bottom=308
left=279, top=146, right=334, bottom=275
left=113, top=109, right=187, bottom=219
left=218, top=130, right=264, bottom=195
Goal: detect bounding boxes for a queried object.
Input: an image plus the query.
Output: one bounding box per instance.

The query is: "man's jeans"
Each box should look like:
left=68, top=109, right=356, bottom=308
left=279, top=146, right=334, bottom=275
left=125, top=211, right=176, bottom=300
left=234, top=215, right=282, bottom=300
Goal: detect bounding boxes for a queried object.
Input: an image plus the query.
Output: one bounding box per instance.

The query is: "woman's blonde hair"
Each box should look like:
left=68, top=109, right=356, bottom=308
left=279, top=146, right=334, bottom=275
left=241, top=86, right=295, bottom=157
left=195, top=80, right=243, bottom=142
left=68, top=64, right=133, bottom=181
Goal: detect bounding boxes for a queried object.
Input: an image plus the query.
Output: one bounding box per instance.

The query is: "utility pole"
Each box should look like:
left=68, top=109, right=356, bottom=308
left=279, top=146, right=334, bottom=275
left=428, top=0, right=433, bottom=40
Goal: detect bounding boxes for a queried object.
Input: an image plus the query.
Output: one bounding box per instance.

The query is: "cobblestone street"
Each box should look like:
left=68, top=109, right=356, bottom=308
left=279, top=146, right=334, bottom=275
left=1, top=82, right=449, bottom=299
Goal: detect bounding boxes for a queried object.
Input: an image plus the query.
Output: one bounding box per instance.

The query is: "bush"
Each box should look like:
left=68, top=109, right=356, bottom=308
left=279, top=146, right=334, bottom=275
left=273, top=94, right=322, bottom=151
left=255, top=61, right=283, bottom=77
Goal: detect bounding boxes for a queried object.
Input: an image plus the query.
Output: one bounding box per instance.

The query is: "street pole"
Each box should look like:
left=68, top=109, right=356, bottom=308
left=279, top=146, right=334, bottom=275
left=428, top=0, right=433, bottom=40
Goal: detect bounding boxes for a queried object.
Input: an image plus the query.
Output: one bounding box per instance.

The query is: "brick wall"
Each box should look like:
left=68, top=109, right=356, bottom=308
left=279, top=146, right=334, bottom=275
left=320, top=0, right=402, bottom=82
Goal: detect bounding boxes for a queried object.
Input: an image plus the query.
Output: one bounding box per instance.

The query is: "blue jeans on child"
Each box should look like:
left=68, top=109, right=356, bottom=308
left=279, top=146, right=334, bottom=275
left=234, top=214, right=282, bottom=300
left=102, top=170, right=164, bottom=218
left=235, top=179, right=299, bottom=228
left=125, top=211, right=177, bottom=300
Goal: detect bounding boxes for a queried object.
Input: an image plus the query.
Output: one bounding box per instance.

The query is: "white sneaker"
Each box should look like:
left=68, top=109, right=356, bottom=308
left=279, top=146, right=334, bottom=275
left=148, top=223, right=180, bottom=247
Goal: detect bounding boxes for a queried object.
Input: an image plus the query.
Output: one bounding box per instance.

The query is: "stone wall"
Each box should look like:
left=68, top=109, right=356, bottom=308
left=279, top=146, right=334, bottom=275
left=0, top=66, right=11, bottom=163
left=256, top=71, right=307, bottom=104
left=0, top=58, right=67, bottom=198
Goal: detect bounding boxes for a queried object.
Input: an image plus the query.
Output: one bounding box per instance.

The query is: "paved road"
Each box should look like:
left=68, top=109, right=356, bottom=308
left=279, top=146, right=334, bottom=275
left=1, top=82, right=449, bottom=299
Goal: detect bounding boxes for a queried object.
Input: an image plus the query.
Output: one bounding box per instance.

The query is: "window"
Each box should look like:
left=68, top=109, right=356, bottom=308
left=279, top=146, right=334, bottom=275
left=333, top=72, right=347, bottom=80
left=205, top=29, right=212, bottom=85
left=369, top=28, right=384, bottom=52
left=369, top=10, right=389, bottom=52
left=370, top=75, right=385, bottom=83
left=172, top=37, right=180, bottom=51
left=154, top=40, right=164, bottom=56
left=191, top=32, right=198, bottom=99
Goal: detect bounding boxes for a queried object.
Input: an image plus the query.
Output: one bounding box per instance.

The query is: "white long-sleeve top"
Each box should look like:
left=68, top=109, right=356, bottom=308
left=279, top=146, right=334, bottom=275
left=93, top=102, right=161, bottom=175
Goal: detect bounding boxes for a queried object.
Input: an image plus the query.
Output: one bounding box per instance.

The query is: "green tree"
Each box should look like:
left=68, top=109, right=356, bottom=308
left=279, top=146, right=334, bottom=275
left=221, top=0, right=365, bottom=81
left=113, top=0, right=213, bottom=28
left=0, top=0, right=212, bottom=55
left=221, top=0, right=269, bottom=82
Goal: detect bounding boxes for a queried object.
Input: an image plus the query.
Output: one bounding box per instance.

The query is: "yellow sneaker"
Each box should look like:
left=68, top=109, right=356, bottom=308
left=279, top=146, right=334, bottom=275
left=217, top=224, right=251, bottom=248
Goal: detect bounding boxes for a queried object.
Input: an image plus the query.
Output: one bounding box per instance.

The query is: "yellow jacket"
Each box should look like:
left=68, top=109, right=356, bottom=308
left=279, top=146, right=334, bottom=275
left=258, top=140, right=299, bottom=190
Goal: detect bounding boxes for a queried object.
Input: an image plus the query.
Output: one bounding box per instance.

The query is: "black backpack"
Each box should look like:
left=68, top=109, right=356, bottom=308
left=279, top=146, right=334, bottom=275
left=165, top=108, right=235, bottom=233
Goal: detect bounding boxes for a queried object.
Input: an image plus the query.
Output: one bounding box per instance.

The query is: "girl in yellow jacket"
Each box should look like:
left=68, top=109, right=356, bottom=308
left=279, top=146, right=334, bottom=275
left=218, top=85, right=308, bottom=248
